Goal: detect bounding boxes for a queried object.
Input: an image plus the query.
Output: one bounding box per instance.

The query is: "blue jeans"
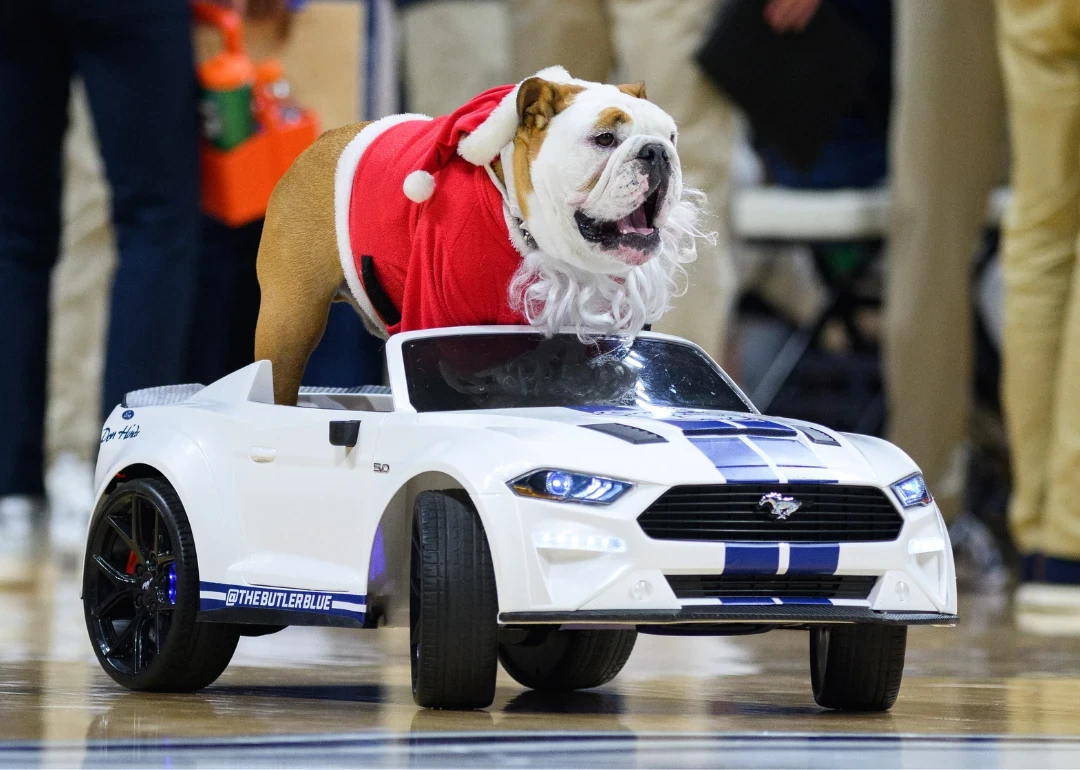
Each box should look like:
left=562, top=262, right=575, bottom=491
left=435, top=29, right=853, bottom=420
left=0, top=0, right=199, bottom=496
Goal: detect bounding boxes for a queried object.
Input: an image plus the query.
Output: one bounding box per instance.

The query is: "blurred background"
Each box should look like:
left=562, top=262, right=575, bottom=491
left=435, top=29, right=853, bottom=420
left=1, top=0, right=1078, bottom=625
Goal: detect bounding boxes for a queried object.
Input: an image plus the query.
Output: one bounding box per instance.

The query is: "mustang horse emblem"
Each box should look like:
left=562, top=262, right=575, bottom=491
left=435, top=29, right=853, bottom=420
left=758, top=492, right=802, bottom=521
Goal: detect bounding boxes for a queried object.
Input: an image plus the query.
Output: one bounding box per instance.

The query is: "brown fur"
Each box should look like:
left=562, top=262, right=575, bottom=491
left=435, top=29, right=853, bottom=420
left=254, top=122, right=371, bottom=405
left=511, top=78, right=583, bottom=219
left=618, top=82, right=647, bottom=99
left=256, top=76, right=628, bottom=406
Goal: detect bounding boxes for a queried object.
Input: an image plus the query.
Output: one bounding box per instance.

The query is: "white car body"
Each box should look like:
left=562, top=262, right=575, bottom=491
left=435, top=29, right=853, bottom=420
left=91, top=326, right=957, bottom=633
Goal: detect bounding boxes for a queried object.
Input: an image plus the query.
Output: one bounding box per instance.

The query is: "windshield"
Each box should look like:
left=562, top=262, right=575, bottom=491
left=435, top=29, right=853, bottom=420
left=402, top=333, right=753, bottom=413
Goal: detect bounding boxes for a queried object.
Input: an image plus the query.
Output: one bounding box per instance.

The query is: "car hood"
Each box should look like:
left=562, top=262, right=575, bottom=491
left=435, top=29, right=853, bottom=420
left=445, top=404, right=909, bottom=487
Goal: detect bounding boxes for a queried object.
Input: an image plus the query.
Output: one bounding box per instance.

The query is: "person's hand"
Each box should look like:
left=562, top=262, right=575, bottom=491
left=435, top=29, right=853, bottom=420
left=764, top=0, right=822, bottom=33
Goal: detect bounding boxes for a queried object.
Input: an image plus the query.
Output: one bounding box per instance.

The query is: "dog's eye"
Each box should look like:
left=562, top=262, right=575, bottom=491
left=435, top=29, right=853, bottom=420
left=594, top=132, right=617, bottom=148
left=670, top=132, right=677, bottom=145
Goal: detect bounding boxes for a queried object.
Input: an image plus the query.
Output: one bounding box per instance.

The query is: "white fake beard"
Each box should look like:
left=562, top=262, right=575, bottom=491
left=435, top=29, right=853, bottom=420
left=508, top=188, right=713, bottom=340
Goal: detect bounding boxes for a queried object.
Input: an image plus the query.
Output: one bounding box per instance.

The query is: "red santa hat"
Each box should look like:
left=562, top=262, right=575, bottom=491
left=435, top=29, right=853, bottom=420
left=403, top=66, right=572, bottom=203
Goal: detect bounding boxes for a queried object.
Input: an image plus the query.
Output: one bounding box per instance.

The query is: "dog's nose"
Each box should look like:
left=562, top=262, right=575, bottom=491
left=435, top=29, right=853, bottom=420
left=637, top=142, right=670, bottom=168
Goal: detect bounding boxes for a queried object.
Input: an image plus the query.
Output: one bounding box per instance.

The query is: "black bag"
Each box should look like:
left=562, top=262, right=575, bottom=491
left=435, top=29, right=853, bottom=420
left=696, top=0, right=879, bottom=170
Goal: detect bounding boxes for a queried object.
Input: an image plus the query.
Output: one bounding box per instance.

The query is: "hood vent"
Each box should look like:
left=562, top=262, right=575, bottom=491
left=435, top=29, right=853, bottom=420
left=582, top=423, right=668, bottom=445
left=682, top=425, right=797, bottom=438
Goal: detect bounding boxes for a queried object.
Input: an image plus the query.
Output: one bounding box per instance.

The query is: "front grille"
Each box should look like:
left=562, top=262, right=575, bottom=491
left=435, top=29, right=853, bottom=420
left=667, top=574, right=877, bottom=601
left=638, top=484, right=903, bottom=543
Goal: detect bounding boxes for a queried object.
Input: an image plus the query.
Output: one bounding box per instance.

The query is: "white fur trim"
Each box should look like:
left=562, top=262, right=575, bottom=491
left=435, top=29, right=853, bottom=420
left=457, top=66, right=571, bottom=166
left=333, top=113, right=431, bottom=337
left=403, top=170, right=435, bottom=202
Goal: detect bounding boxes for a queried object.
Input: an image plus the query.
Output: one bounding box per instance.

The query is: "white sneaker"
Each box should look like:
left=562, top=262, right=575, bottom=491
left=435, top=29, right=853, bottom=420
left=0, top=496, right=45, bottom=588
left=46, top=452, right=96, bottom=567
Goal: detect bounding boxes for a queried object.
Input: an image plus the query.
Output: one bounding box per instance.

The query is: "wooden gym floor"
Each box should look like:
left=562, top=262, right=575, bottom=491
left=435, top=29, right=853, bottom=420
left=2, top=573, right=1080, bottom=768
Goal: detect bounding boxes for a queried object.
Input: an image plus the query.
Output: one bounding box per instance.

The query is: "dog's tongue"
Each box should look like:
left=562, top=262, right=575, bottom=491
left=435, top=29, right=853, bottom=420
left=617, top=204, right=652, bottom=235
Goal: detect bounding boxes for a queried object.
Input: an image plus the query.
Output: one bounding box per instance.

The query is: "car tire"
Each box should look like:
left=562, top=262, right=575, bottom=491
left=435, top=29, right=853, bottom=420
left=810, top=624, right=907, bottom=711
left=83, top=477, right=240, bottom=691
left=498, top=628, right=637, bottom=692
left=410, top=490, right=499, bottom=709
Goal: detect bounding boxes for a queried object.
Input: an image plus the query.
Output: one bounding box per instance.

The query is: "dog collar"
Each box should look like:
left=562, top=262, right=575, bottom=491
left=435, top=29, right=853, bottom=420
left=485, top=147, right=536, bottom=252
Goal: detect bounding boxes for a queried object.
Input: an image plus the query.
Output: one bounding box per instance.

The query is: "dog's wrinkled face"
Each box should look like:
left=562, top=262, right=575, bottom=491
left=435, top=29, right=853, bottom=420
left=510, top=77, right=681, bottom=272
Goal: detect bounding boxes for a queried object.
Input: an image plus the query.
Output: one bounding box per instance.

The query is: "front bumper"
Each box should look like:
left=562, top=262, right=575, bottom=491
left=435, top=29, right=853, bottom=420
left=500, top=605, right=958, bottom=628
left=480, top=486, right=957, bottom=619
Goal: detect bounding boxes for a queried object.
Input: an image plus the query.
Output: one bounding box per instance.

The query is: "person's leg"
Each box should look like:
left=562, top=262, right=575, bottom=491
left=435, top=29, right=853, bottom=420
left=996, top=0, right=1080, bottom=559
left=185, top=216, right=264, bottom=385
left=402, top=0, right=511, bottom=115
left=0, top=7, right=73, bottom=498
left=609, top=0, right=738, bottom=365
left=509, top=0, right=613, bottom=82
left=883, top=0, right=1004, bottom=524
left=71, top=0, right=200, bottom=416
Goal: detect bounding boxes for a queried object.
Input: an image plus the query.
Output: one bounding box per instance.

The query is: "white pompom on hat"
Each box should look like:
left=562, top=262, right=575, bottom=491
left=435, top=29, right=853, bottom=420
left=402, top=66, right=572, bottom=203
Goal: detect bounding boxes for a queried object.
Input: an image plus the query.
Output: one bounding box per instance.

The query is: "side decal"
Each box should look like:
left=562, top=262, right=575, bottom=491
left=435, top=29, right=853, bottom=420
left=199, top=581, right=366, bottom=622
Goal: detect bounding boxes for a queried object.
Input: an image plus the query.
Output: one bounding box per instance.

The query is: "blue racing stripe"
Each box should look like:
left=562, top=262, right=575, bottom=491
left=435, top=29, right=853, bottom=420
left=724, top=544, right=780, bottom=574
left=686, top=436, right=780, bottom=482
left=751, top=438, right=824, bottom=468
left=727, top=418, right=798, bottom=436
left=788, top=544, right=840, bottom=574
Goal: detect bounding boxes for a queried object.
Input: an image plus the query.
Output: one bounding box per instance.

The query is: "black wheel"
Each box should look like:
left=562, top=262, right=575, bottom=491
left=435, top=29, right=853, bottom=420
left=410, top=490, right=499, bottom=709
left=83, top=477, right=240, bottom=691
left=810, top=624, right=907, bottom=711
left=498, top=628, right=637, bottom=692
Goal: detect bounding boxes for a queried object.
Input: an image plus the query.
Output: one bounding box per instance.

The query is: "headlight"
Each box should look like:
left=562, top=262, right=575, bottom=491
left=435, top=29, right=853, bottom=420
left=509, top=469, right=632, bottom=505
left=891, top=473, right=933, bottom=508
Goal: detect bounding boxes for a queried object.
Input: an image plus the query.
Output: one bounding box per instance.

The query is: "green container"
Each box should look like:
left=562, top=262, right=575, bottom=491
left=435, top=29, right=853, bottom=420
left=200, top=84, right=254, bottom=152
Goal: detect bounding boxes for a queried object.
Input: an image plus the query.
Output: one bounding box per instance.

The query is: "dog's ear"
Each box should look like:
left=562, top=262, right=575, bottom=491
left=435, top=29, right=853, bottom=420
left=618, top=82, right=647, bottom=100
left=517, top=77, right=581, bottom=131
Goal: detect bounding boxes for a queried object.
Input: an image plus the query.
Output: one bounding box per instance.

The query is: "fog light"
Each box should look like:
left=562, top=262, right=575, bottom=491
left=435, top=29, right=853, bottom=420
left=895, top=581, right=910, bottom=603
left=630, top=580, right=652, bottom=601
left=533, top=531, right=626, bottom=553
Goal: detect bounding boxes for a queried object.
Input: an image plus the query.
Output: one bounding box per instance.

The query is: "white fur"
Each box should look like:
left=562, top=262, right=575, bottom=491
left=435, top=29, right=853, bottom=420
left=508, top=188, right=713, bottom=339
left=334, top=112, right=431, bottom=336
left=403, top=169, right=435, bottom=202
left=456, top=65, right=571, bottom=166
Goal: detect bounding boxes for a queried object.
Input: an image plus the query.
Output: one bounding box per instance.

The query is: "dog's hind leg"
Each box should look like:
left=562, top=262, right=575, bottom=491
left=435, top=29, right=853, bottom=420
left=255, top=122, right=369, bottom=405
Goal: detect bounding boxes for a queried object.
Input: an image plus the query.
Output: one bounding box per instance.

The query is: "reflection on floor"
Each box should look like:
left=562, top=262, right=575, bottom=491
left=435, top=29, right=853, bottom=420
left=2, top=572, right=1080, bottom=768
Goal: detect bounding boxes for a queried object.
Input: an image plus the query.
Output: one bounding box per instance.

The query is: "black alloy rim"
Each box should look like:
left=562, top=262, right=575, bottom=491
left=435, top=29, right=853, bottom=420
left=86, top=490, right=178, bottom=676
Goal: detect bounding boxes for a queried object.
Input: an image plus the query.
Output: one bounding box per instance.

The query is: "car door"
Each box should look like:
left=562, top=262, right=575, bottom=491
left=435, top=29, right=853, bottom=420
left=231, top=401, right=389, bottom=592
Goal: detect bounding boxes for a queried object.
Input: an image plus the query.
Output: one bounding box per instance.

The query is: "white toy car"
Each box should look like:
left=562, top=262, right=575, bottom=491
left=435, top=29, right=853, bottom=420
left=83, top=326, right=956, bottom=711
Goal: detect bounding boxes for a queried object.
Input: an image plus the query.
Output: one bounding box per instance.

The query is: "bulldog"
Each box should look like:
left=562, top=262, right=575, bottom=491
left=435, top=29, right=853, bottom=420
left=254, top=66, right=708, bottom=405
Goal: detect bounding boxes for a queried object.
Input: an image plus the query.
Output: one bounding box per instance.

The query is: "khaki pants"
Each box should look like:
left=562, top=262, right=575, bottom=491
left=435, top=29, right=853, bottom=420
left=401, top=0, right=510, bottom=116
left=996, top=0, right=1080, bottom=560
left=510, top=0, right=737, bottom=364
left=883, top=0, right=1005, bottom=523
left=46, top=82, right=114, bottom=466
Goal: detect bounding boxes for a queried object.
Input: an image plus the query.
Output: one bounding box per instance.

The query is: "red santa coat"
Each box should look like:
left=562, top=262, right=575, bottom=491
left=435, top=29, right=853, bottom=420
left=344, top=116, right=526, bottom=335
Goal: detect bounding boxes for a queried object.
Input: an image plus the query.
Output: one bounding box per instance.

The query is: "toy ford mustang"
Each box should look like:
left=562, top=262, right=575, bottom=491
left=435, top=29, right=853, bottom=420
left=83, top=326, right=956, bottom=711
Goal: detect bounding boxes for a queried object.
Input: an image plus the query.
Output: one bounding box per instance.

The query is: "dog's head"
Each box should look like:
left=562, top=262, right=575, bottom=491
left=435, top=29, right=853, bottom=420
left=463, top=69, right=707, bottom=338
left=508, top=76, right=682, bottom=272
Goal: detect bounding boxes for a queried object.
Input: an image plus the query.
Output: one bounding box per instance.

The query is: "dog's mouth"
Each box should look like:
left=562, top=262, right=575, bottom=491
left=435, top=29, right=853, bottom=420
left=574, top=182, right=665, bottom=265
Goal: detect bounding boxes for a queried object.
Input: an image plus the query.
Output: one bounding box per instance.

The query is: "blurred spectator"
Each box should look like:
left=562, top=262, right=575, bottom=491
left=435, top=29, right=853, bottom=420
left=188, top=0, right=383, bottom=389
left=509, top=0, right=738, bottom=365
left=882, top=0, right=1008, bottom=584
left=399, top=0, right=510, bottom=115
left=761, top=0, right=892, bottom=190
left=996, top=0, right=1080, bottom=617
left=0, top=0, right=200, bottom=583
